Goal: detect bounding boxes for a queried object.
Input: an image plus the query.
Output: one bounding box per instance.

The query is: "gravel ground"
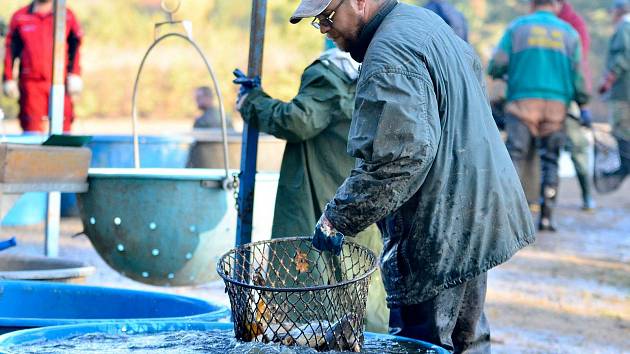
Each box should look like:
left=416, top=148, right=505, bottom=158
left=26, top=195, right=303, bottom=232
left=2, top=176, right=629, bottom=354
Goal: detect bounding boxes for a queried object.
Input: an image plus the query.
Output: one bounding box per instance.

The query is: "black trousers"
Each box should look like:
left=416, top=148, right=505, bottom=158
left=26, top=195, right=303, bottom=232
left=389, top=273, right=490, bottom=354
left=505, top=113, right=565, bottom=191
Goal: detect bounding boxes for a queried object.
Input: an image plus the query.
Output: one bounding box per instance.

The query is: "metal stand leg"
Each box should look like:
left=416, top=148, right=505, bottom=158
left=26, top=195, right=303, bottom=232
left=45, top=192, right=61, bottom=257
left=235, top=0, right=267, bottom=247
left=45, top=0, right=68, bottom=257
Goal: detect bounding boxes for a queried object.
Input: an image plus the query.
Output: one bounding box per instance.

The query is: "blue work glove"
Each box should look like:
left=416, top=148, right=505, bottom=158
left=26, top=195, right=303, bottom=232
left=579, top=108, right=592, bottom=128
left=312, top=214, right=345, bottom=256
left=233, top=68, right=261, bottom=109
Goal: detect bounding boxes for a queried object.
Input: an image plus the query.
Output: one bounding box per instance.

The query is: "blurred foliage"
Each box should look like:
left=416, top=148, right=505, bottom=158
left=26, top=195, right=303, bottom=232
left=0, top=0, right=617, bottom=123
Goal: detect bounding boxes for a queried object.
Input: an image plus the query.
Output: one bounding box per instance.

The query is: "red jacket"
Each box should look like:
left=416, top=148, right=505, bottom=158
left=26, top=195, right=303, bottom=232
left=557, top=1, right=592, bottom=92
left=3, top=3, right=83, bottom=82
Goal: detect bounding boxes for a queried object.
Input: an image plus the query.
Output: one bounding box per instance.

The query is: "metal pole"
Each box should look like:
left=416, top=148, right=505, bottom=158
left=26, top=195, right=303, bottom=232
left=45, top=0, right=67, bottom=257
left=235, top=0, right=267, bottom=247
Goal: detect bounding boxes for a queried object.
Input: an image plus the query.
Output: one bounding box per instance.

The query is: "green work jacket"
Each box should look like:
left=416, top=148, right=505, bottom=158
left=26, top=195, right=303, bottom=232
left=606, top=15, right=630, bottom=102
left=487, top=10, right=588, bottom=106
left=324, top=1, right=536, bottom=306
left=239, top=59, right=357, bottom=238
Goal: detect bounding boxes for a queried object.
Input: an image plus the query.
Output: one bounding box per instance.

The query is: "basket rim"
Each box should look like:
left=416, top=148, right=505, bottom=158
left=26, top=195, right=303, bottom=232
left=216, top=236, right=378, bottom=293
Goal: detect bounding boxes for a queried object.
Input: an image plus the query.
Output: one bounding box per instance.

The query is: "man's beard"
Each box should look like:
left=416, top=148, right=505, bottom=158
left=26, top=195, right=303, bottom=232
left=333, top=18, right=366, bottom=53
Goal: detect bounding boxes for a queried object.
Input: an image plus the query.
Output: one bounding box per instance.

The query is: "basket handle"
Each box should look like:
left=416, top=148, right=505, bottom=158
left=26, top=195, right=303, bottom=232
left=130, top=30, right=231, bottom=186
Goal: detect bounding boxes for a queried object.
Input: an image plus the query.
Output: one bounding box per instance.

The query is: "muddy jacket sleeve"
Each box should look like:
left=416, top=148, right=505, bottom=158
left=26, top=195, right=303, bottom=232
left=324, top=68, right=441, bottom=236
left=238, top=63, right=338, bottom=143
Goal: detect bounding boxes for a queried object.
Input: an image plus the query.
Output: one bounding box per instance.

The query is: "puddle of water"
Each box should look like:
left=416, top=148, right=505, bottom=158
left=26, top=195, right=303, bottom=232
left=6, top=329, right=438, bottom=354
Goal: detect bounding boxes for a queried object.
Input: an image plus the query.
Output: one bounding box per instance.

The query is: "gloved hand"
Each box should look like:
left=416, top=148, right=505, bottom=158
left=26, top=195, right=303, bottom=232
left=579, top=108, right=592, bottom=128
left=598, top=72, right=616, bottom=95
left=2, top=80, right=19, bottom=99
left=312, top=213, right=345, bottom=256
left=66, top=74, right=83, bottom=95
left=233, top=68, right=260, bottom=110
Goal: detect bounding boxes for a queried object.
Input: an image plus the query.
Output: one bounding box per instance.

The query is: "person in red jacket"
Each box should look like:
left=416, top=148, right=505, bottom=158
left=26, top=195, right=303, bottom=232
left=2, top=0, right=83, bottom=132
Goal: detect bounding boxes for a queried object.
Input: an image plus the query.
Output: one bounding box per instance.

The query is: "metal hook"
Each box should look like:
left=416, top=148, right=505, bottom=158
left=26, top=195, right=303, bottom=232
left=160, top=0, right=182, bottom=22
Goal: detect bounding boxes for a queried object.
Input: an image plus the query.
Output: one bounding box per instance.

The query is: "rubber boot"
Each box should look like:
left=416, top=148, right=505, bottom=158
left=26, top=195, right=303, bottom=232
left=539, top=186, right=557, bottom=232
left=618, top=138, right=630, bottom=178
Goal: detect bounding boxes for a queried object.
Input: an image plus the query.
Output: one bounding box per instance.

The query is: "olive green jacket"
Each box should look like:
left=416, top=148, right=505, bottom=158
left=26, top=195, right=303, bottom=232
left=324, top=1, right=536, bottom=306
left=239, top=55, right=390, bottom=333
left=239, top=58, right=357, bottom=238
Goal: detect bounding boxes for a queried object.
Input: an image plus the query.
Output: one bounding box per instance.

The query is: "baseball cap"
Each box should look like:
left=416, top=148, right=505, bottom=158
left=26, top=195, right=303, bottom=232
left=290, top=0, right=334, bottom=24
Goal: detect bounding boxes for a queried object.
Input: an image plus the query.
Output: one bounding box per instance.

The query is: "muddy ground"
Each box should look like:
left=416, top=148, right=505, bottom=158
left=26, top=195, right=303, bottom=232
left=2, top=177, right=629, bottom=354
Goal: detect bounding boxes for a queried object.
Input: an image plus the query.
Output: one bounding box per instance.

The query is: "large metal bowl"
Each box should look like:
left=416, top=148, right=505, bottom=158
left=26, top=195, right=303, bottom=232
left=77, top=168, right=277, bottom=286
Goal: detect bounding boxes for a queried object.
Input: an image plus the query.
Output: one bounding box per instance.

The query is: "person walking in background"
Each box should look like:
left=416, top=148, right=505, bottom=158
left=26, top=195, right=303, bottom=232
left=424, top=0, right=469, bottom=42
left=0, top=17, right=6, bottom=38
left=192, top=86, right=232, bottom=129
left=2, top=0, right=83, bottom=133
left=557, top=0, right=596, bottom=211
left=186, top=86, right=234, bottom=168
left=233, top=41, right=389, bottom=333
left=599, top=0, right=630, bottom=187
left=488, top=0, right=590, bottom=232
left=284, top=0, right=534, bottom=351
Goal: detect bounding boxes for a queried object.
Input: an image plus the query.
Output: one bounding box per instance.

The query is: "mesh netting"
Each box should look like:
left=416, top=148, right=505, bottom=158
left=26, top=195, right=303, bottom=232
left=593, top=128, right=623, bottom=194
left=217, top=237, right=378, bottom=352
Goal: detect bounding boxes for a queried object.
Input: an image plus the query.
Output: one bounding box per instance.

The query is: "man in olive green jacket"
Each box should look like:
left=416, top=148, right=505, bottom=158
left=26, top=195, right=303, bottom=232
left=600, top=0, right=630, bottom=186
left=288, top=0, right=535, bottom=351
left=235, top=47, right=389, bottom=333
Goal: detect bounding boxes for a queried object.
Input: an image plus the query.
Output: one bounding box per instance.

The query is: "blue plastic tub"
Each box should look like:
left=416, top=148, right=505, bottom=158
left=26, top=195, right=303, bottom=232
left=0, top=134, right=195, bottom=221
left=59, top=135, right=195, bottom=216
left=0, top=280, right=229, bottom=334
left=1, top=192, right=47, bottom=226
left=0, top=321, right=449, bottom=353
left=87, top=135, right=193, bottom=168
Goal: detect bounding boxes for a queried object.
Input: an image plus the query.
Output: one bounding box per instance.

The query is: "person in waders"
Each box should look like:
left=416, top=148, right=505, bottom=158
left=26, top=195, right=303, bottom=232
left=256, top=0, right=537, bottom=352
left=488, top=0, right=590, bottom=232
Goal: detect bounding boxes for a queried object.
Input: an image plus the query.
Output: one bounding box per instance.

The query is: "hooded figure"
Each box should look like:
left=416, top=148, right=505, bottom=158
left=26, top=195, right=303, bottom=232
left=236, top=46, right=389, bottom=333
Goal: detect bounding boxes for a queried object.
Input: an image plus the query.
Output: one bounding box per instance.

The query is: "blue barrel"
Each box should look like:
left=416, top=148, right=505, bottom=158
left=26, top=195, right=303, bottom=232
left=0, top=280, right=229, bottom=334
left=0, top=321, right=449, bottom=353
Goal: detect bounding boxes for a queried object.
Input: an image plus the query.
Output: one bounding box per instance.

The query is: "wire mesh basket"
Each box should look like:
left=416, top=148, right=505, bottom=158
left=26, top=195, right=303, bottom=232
left=217, top=237, right=378, bottom=352
left=593, top=128, right=623, bottom=194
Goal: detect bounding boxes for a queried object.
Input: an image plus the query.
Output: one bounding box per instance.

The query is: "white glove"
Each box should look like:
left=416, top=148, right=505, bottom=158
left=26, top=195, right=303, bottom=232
left=2, top=80, right=19, bottom=99
left=66, top=74, right=83, bottom=95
